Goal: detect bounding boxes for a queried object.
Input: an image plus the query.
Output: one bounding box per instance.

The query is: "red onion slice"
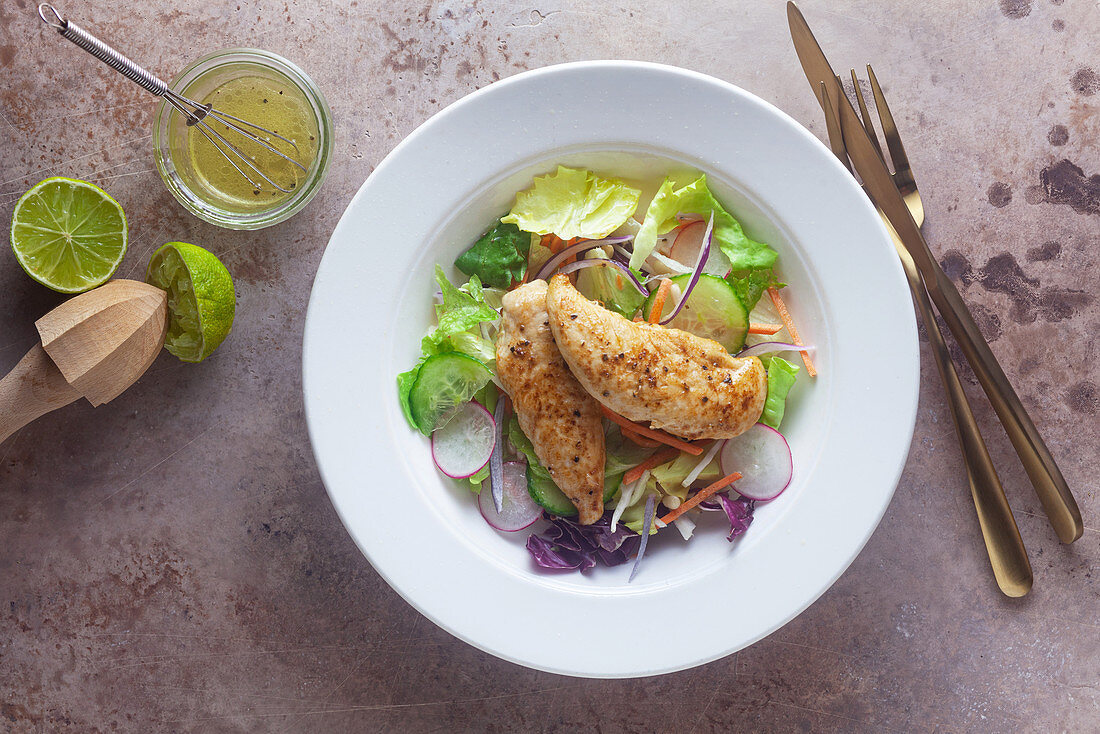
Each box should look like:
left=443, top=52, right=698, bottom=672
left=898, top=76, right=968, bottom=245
left=628, top=494, right=656, bottom=582
left=479, top=460, right=542, bottom=531
left=489, top=397, right=509, bottom=512
left=532, top=236, right=633, bottom=282
left=660, top=212, right=714, bottom=325
left=736, top=342, right=815, bottom=359
left=556, top=259, right=648, bottom=296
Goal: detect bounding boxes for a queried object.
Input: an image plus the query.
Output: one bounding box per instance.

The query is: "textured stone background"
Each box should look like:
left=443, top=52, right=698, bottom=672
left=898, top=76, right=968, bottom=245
left=1, top=0, right=1098, bottom=731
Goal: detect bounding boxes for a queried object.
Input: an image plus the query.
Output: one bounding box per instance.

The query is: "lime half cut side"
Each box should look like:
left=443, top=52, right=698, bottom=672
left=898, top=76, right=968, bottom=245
left=146, top=242, right=236, bottom=363
left=10, top=177, right=128, bottom=293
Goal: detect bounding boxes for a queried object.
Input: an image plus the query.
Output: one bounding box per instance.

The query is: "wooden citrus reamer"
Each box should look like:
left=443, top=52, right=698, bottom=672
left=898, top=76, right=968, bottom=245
left=0, top=280, right=167, bottom=443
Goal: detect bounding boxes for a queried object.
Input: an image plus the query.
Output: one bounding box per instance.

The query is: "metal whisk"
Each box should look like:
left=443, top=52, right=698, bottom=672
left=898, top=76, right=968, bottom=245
left=37, top=4, right=306, bottom=193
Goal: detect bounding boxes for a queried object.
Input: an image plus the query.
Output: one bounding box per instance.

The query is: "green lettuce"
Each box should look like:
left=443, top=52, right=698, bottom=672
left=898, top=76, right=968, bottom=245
left=604, top=426, right=657, bottom=477
left=632, top=174, right=777, bottom=273
left=502, top=166, right=641, bottom=240
left=574, top=252, right=646, bottom=318
left=396, top=367, right=420, bottom=428
left=650, top=452, right=721, bottom=502
left=760, top=356, right=800, bottom=429
left=726, top=268, right=782, bottom=312
left=454, top=221, right=530, bottom=288
left=420, top=266, right=497, bottom=357
left=396, top=267, right=499, bottom=431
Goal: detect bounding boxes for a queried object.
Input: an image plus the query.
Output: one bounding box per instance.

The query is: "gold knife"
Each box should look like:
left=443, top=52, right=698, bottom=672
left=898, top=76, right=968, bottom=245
left=787, top=1, right=1083, bottom=544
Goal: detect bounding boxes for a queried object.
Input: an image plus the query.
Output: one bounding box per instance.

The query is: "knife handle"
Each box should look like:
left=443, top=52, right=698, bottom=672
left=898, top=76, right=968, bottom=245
left=927, top=264, right=1083, bottom=543
left=891, top=236, right=1032, bottom=596
left=0, top=344, right=82, bottom=445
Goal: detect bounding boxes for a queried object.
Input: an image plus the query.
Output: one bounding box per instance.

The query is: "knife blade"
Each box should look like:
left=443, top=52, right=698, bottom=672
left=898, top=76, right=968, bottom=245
left=787, top=1, right=1083, bottom=544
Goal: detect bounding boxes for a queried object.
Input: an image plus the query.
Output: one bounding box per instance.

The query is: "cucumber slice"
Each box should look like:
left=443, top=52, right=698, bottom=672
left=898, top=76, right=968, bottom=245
left=408, top=353, right=492, bottom=435
left=527, top=464, right=623, bottom=517
left=642, top=273, right=749, bottom=353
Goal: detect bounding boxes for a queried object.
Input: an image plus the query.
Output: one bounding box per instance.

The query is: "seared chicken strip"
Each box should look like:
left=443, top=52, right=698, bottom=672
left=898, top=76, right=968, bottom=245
left=545, top=274, right=767, bottom=440
left=496, top=280, right=605, bottom=524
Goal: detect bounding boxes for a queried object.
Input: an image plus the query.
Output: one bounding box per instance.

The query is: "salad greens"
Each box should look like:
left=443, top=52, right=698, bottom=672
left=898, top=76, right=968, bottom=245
left=502, top=166, right=641, bottom=240
left=397, top=266, right=497, bottom=432
left=633, top=174, right=779, bottom=305
left=396, top=166, right=816, bottom=576
left=727, top=267, right=782, bottom=313
left=575, top=252, right=647, bottom=318
left=455, top=221, right=530, bottom=288
left=760, top=356, right=800, bottom=429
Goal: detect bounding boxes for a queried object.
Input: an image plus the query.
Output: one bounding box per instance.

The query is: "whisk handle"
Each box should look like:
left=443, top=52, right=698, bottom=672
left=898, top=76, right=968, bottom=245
left=37, top=4, right=168, bottom=97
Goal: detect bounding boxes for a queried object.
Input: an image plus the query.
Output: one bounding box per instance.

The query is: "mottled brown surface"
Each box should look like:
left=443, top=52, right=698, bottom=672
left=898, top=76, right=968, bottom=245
left=1, top=0, right=1097, bottom=731
left=546, top=275, right=767, bottom=440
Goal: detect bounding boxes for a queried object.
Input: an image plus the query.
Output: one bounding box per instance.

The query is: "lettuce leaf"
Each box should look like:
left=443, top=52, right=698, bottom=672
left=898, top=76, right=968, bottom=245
left=650, top=453, right=721, bottom=502
left=574, top=252, right=646, bottom=318
left=397, top=267, right=499, bottom=431
left=454, top=221, right=530, bottom=288
left=422, top=266, right=497, bottom=354
left=726, top=268, right=782, bottom=313
left=633, top=174, right=777, bottom=273
left=760, top=355, right=800, bottom=429
left=396, top=363, right=422, bottom=428
left=502, top=166, right=641, bottom=240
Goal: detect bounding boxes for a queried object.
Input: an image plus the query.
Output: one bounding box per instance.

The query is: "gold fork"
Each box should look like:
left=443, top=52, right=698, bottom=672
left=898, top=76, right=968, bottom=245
left=818, top=72, right=1032, bottom=596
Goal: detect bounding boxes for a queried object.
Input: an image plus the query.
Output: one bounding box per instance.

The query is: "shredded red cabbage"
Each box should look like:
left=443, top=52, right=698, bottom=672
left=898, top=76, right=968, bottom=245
left=526, top=512, right=640, bottom=570
left=715, top=492, right=755, bottom=541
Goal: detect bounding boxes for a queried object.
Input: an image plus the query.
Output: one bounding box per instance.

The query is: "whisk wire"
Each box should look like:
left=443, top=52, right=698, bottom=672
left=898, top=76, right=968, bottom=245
left=37, top=3, right=306, bottom=193
left=162, top=95, right=264, bottom=192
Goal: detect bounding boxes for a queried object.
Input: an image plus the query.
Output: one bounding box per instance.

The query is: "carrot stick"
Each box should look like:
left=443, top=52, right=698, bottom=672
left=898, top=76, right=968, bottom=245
left=659, top=471, right=743, bottom=525
left=622, top=447, right=680, bottom=486
left=648, top=278, right=673, bottom=324
left=767, top=287, right=817, bottom=377
left=600, top=406, right=703, bottom=455
left=620, top=425, right=661, bottom=448
left=748, top=322, right=783, bottom=335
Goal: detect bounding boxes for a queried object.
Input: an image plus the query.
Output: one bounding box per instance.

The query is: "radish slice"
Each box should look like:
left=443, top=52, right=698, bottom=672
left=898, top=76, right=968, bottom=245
left=669, top=220, right=707, bottom=265
left=431, top=401, right=496, bottom=479
left=479, top=461, right=542, bottom=531
left=719, top=423, right=793, bottom=501
left=660, top=212, right=713, bottom=325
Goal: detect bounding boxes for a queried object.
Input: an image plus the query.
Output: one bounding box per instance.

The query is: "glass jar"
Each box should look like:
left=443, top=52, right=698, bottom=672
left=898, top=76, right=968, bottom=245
left=152, top=49, right=333, bottom=230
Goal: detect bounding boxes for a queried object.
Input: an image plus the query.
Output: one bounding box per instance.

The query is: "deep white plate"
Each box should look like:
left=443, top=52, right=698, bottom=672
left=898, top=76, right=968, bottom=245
left=303, top=61, right=918, bottom=678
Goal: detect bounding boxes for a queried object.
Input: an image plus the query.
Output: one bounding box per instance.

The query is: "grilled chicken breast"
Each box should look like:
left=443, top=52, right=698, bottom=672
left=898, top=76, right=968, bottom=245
left=545, top=274, right=767, bottom=440
left=496, top=279, right=605, bottom=524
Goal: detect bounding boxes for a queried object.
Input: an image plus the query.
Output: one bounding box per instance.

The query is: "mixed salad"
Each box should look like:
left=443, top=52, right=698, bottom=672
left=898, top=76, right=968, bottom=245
left=397, top=166, right=816, bottom=578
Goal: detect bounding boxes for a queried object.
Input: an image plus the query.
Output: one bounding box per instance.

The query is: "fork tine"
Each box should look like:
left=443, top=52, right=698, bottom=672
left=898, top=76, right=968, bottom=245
left=867, top=64, right=913, bottom=185
left=819, top=81, right=851, bottom=173
left=850, top=69, right=886, bottom=166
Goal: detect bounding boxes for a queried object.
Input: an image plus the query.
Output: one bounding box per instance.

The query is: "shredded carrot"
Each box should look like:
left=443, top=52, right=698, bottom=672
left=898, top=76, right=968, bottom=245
left=748, top=322, right=783, bottom=335
left=600, top=406, right=703, bottom=455
left=659, top=471, right=743, bottom=525
left=649, top=278, right=673, bottom=324
left=767, top=287, right=817, bottom=377
left=621, top=425, right=661, bottom=448
left=622, top=447, right=680, bottom=486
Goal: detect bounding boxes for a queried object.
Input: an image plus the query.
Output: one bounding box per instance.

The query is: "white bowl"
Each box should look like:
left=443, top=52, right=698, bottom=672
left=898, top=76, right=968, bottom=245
left=303, top=61, right=918, bottom=678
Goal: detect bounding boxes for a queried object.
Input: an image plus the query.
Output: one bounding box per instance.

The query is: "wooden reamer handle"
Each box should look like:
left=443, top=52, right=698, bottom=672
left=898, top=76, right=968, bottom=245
left=0, top=344, right=82, bottom=444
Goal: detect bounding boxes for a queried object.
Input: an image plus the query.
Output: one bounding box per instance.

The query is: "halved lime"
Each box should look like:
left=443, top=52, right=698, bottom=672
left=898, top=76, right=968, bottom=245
left=146, top=242, right=236, bottom=363
left=10, top=177, right=128, bottom=293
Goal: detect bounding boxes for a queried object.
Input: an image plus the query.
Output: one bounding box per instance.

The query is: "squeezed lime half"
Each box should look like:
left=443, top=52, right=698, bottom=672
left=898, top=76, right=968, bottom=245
left=146, top=242, right=236, bottom=362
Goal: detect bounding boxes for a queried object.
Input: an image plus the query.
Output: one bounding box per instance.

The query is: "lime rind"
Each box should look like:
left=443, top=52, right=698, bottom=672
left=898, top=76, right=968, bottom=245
left=11, top=177, right=128, bottom=293
left=146, top=242, right=235, bottom=363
